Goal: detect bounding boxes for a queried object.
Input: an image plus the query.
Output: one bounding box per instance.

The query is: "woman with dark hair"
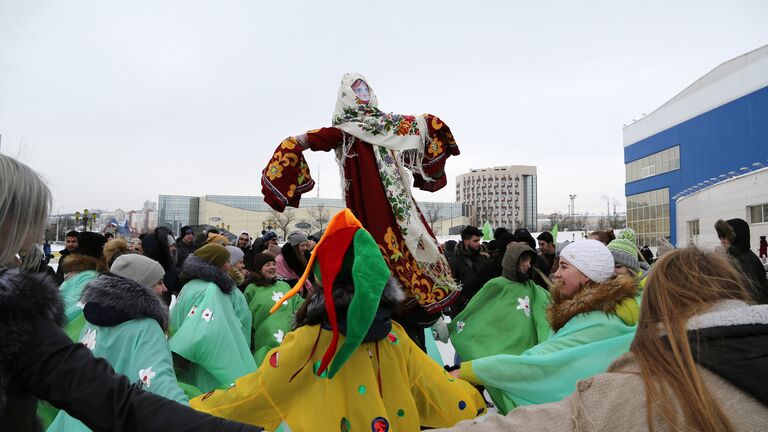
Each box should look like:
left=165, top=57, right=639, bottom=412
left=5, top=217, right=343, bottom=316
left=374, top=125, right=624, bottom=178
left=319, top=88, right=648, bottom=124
left=434, top=247, right=768, bottom=431
left=0, top=154, right=260, bottom=431
left=275, top=231, right=313, bottom=293
left=243, top=253, right=303, bottom=365
left=141, top=227, right=181, bottom=304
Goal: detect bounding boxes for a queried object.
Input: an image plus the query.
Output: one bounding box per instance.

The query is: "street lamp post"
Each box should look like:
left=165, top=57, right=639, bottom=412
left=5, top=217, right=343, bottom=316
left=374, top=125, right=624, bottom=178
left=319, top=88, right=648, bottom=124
left=56, top=206, right=65, bottom=242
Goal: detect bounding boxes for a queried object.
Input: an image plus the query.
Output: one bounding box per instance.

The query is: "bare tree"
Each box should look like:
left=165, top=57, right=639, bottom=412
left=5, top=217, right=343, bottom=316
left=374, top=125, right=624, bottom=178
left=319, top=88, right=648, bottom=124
left=423, top=203, right=444, bottom=232
left=270, top=208, right=296, bottom=241
left=597, top=216, right=609, bottom=230
left=308, top=204, right=330, bottom=233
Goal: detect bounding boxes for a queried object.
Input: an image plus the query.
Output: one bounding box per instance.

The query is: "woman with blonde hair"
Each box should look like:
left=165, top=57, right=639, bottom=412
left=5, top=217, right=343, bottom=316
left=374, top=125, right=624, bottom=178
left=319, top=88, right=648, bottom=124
left=433, top=247, right=768, bottom=431
left=0, top=154, right=260, bottom=431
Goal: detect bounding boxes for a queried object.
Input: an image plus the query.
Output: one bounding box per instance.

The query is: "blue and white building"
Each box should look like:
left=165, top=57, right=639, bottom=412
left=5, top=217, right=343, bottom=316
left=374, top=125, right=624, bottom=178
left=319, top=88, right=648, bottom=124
left=623, top=45, right=768, bottom=247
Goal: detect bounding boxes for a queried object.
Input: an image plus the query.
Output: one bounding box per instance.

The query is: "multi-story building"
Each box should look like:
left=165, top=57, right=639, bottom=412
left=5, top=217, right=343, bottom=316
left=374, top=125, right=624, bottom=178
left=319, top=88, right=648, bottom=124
left=158, top=195, right=468, bottom=238
left=456, top=166, right=538, bottom=231
left=623, top=45, right=768, bottom=247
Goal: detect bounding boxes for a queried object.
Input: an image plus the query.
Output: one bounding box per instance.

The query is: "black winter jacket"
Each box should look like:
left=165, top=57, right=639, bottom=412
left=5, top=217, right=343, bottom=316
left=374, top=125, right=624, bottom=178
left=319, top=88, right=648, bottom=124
left=0, top=268, right=261, bottom=432
left=719, top=218, right=768, bottom=304
left=685, top=301, right=768, bottom=406
left=175, top=238, right=197, bottom=272
left=448, top=242, right=486, bottom=287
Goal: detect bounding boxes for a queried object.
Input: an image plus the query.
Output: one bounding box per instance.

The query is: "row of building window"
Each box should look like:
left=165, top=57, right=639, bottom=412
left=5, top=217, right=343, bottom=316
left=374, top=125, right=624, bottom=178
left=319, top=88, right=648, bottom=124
left=626, top=146, right=680, bottom=183
left=626, top=188, right=670, bottom=248
left=748, top=203, right=768, bottom=224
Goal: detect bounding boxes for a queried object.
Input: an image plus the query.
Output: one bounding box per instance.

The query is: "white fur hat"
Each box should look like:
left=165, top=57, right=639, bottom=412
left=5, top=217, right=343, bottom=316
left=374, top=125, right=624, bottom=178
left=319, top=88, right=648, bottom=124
left=559, top=239, right=614, bottom=283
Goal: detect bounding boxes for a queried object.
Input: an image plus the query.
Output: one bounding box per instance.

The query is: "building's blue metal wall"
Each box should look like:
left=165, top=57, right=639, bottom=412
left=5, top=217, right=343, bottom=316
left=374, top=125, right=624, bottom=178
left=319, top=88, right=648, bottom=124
left=624, top=86, right=768, bottom=242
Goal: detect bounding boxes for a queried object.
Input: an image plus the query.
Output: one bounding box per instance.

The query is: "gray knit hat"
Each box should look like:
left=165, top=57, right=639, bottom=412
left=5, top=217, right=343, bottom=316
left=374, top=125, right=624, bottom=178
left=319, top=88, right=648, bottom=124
left=110, top=254, right=165, bottom=289
left=225, top=246, right=245, bottom=266
left=559, top=239, right=614, bottom=283
left=287, top=231, right=309, bottom=246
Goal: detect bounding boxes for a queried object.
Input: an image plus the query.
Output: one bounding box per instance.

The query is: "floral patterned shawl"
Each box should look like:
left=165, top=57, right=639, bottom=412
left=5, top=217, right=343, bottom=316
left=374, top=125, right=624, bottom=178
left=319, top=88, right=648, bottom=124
left=332, top=73, right=429, bottom=153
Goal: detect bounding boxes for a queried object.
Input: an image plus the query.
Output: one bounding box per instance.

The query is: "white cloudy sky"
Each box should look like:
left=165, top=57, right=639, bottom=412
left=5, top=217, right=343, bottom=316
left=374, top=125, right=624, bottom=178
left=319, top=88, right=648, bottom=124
left=1, top=1, right=767, bottom=216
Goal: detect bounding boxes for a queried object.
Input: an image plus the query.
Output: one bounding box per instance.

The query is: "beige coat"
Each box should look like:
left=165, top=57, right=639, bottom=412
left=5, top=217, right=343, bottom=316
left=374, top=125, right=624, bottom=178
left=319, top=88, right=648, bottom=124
left=432, top=353, right=768, bottom=431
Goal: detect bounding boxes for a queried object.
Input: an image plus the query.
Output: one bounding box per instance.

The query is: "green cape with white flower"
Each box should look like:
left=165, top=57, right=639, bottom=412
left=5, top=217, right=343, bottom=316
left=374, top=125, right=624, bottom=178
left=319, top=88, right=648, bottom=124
left=449, top=276, right=551, bottom=362
left=244, top=280, right=304, bottom=366
left=48, top=273, right=188, bottom=432
left=459, top=275, right=638, bottom=414
left=169, top=256, right=256, bottom=393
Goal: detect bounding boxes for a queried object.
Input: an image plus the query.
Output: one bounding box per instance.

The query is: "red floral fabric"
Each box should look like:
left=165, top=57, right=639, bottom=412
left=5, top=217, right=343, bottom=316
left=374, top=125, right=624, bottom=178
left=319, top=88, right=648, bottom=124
left=261, top=115, right=460, bottom=313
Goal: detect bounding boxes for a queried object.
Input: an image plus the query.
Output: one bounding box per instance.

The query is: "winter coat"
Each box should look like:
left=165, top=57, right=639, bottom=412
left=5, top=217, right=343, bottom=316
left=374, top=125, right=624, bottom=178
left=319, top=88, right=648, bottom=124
left=48, top=274, right=188, bottom=432
left=243, top=280, right=303, bottom=366
left=59, top=255, right=103, bottom=325
left=170, top=256, right=256, bottom=393
left=449, top=242, right=486, bottom=287
left=432, top=300, right=768, bottom=432
left=54, top=248, right=76, bottom=284
left=459, top=276, right=638, bottom=414
left=191, top=321, right=486, bottom=431
left=716, top=219, right=768, bottom=304
left=58, top=254, right=105, bottom=343
left=175, top=238, right=196, bottom=272
left=0, top=267, right=262, bottom=432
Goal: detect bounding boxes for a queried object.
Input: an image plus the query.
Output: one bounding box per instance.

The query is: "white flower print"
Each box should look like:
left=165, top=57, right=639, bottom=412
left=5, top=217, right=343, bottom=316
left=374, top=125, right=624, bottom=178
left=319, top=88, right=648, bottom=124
left=272, top=291, right=286, bottom=306
left=201, top=308, right=213, bottom=322
left=274, top=329, right=285, bottom=343
left=456, top=321, right=465, bottom=333
left=81, top=328, right=97, bottom=350
left=187, top=305, right=198, bottom=317
left=138, top=367, right=156, bottom=389
left=76, top=301, right=85, bottom=309
left=517, top=296, right=531, bottom=317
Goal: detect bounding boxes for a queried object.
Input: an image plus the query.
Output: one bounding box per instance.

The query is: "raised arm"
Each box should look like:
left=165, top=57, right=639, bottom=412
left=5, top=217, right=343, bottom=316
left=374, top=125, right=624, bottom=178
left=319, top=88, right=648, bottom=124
left=13, top=316, right=262, bottom=432
left=261, top=128, right=344, bottom=211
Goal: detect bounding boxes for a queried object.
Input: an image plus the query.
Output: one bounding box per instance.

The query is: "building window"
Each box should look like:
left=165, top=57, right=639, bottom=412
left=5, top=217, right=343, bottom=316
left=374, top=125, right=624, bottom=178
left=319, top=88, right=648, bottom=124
left=625, top=146, right=680, bottom=183
left=687, top=220, right=700, bottom=244
left=749, top=203, right=768, bottom=224
left=626, top=188, right=670, bottom=247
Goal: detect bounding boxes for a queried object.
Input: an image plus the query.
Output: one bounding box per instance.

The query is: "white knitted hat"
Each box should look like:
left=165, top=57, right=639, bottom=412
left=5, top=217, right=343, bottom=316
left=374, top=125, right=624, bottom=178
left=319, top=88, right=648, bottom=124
left=559, top=239, right=614, bottom=283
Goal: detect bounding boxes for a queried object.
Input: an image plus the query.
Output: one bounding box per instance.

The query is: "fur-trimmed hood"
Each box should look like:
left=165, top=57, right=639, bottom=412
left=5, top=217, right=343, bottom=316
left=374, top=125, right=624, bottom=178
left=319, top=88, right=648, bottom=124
left=181, top=255, right=235, bottom=294
left=548, top=275, right=637, bottom=332
left=60, top=253, right=106, bottom=274
left=81, top=273, right=168, bottom=330
left=0, top=268, right=63, bottom=412
left=716, top=218, right=752, bottom=249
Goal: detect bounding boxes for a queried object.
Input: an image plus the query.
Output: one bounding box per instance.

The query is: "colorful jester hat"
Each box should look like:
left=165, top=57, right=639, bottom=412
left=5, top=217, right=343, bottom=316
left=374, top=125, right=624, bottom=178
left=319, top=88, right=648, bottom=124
left=270, top=209, right=391, bottom=378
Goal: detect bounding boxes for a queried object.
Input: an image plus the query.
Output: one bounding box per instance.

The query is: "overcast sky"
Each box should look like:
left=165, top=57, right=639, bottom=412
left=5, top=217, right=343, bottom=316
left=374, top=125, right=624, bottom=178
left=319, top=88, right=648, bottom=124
left=1, top=1, right=767, bottom=217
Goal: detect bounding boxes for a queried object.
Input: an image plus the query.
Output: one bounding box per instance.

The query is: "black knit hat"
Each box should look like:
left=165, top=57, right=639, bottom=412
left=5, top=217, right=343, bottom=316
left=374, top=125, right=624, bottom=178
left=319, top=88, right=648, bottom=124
left=251, top=252, right=276, bottom=273
left=77, top=232, right=107, bottom=259
left=512, top=228, right=536, bottom=250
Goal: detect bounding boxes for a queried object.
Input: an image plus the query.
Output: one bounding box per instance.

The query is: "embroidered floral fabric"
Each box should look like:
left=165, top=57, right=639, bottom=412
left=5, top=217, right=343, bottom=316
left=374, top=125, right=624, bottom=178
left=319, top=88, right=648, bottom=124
left=260, top=116, right=460, bottom=312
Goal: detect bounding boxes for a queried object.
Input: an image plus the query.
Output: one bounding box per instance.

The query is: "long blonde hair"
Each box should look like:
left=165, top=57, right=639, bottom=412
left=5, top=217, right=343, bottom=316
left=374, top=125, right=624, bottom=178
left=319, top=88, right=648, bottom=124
left=0, top=155, right=52, bottom=267
left=632, top=247, right=752, bottom=431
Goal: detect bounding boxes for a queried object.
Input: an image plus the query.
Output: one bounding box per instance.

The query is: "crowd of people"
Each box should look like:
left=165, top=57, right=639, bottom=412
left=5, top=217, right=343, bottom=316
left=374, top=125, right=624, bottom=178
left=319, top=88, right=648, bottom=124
left=2, top=152, right=767, bottom=431
left=3, top=69, right=768, bottom=432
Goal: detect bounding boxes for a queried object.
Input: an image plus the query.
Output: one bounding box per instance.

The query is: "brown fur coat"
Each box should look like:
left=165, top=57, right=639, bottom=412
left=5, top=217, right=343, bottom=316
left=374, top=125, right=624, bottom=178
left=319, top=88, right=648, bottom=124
left=548, top=275, right=637, bottom=332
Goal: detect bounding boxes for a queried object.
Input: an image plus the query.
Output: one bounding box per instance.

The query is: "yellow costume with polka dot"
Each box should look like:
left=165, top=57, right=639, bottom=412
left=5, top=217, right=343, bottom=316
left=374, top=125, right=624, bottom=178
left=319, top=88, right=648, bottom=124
left=191, top=321, right=483, bottom=430
left=191, top=210, right=484, bottom=431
